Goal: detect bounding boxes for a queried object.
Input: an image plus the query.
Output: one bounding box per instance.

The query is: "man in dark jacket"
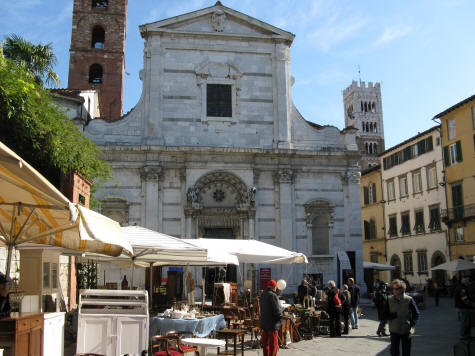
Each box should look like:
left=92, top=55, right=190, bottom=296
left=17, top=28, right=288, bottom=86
left=260, top=280, right=282, bottom=356
left=348, top=277, right=360, bottom=329
left=454, top=277, right=475, bottom=339
left=0, top=273, right=11, bottom=318
left=375, top=281, right=389, bottom=336
left=384, top=279, right=420, bottom=356
left=326, top=280, right=342, bottom=337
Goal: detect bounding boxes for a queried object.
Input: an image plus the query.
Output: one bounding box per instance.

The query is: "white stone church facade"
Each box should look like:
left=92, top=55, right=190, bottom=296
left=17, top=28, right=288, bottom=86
left=83, top=3, right=364, bottom=293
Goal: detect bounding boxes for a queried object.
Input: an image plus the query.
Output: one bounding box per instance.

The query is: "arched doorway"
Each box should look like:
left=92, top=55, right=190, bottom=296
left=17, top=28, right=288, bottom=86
left=390, top=254, right=402, bottom=280
left=431, top=251, right=447, bottom=284
left=186, top=171, right=255, bottom=299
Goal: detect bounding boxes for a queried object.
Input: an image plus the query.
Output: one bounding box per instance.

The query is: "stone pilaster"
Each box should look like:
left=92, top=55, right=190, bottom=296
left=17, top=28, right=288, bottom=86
left=140, top=165, right=162, bottom=231
left=274, top=169, right=294, bottom=250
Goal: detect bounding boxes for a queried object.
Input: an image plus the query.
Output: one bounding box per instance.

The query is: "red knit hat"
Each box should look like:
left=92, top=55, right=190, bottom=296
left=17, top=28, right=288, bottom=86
left=267, top=280, right=277, bottom=288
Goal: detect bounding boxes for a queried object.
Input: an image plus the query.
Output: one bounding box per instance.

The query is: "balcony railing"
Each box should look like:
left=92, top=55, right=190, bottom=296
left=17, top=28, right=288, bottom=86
left=442, top=204, right=475, bottom=224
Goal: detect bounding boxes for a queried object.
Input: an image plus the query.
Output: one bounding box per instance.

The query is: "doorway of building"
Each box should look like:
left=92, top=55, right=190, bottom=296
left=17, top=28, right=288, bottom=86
left=202, top=227, right=237, bottom=299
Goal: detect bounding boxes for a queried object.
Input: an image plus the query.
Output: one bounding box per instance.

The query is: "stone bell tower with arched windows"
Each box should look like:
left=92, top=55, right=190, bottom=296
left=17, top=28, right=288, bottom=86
left=68, top=0, right=127, bottom=121
left=343, top=80, right=385, bottom=170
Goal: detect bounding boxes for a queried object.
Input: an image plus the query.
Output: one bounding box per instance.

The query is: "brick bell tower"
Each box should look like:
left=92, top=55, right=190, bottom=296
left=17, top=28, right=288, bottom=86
left=68, top=0, right=127, bottom=121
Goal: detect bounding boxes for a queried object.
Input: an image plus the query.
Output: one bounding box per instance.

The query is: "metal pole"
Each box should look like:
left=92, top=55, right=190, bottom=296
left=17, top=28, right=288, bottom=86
left=149, top=264, right=153, bottom=309
left=130, top=260, right=135, bottom=288
left=5, top=244, right=13, bottom=279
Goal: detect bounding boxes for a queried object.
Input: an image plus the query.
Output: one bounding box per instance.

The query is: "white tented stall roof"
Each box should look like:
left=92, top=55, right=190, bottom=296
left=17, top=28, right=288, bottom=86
left=183, top=238, right=308, bottom=264
left=363, top=261, right=396, bottom=270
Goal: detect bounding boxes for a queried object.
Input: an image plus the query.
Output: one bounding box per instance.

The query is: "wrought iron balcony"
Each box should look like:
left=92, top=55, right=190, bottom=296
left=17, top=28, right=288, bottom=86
left=442, top=204, right=475, bottom=224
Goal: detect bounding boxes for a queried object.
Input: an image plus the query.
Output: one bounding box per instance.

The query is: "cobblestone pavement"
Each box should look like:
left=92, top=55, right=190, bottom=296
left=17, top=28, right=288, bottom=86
left=242, top=296, right=458, bottom=356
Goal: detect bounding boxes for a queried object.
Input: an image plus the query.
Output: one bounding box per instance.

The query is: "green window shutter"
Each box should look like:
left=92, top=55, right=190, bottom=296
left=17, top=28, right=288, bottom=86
left=364, top=187, right=369, bottom=205
left=444, top=146, right=450, bottom=166
left=456, top=140, right=463, bottom=162
left=372, top=183, right=377, bottom=202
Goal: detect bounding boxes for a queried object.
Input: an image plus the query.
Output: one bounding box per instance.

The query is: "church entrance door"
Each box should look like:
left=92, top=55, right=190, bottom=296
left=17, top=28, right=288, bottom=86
left=203, top=227, right=237, bottom=299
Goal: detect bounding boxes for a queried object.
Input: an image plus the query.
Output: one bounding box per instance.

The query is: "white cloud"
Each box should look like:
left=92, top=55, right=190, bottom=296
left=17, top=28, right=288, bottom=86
left=306, top=14, right=369, bottom=52
left=373, top=25, right=412, bottom=46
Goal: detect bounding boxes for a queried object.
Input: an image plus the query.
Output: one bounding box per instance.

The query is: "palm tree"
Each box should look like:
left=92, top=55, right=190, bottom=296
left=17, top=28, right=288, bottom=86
left=3, top=34, right=60, bottom=87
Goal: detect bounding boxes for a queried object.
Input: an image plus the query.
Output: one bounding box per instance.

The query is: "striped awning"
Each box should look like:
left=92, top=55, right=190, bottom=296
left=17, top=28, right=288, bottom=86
left=0, top=141, right=133, bottom=273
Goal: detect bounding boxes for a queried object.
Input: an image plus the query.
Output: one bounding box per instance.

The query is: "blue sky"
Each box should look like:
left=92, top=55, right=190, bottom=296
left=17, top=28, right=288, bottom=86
left=1, top=0, right=474, bottom=148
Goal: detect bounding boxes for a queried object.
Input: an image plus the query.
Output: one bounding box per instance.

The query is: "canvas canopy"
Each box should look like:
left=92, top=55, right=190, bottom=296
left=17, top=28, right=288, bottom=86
left=124, top=226, right=238, bottom=266
left=363, top=261, right=396, bottom=271
left=0, top=141, right=133, bottom=277
left=183, top=238, right=308, bottom=264
left=430, top=259, right=475, bottom=272
left=72, top=226, right=239, bottom=267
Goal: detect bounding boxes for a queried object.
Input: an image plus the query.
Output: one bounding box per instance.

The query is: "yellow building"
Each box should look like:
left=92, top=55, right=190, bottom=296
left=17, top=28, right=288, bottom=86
left=434, top=94, right=475, bottom=261
left=360, top=165, right=389, bottom=288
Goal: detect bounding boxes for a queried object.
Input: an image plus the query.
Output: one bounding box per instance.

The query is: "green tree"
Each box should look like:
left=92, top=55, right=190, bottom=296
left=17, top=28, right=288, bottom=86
left=3, top=34, right=60, bottom=87
left=0, top=45, right=110, bottom=187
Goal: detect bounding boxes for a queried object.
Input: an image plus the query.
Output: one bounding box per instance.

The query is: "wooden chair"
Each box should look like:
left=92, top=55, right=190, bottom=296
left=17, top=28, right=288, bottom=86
left=166, top=331, right=200, bottom=356
left=151, top=335, right=184, bottom=356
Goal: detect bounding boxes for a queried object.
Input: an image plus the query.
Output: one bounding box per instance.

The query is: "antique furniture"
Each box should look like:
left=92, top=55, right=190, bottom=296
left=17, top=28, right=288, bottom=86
left=76, top=289, right=148, bottom=356
left=0, top=312, right=44, bottom=356
left=150, top=314, right=226, bottom=339
left=182, top=337, right=226, bottom=356
left=216, top=328, right=246, bottom=355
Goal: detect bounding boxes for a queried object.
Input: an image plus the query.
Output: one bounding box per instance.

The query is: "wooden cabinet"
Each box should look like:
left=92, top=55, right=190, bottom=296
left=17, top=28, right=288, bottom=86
left=0, top=312, right=44, bottom=356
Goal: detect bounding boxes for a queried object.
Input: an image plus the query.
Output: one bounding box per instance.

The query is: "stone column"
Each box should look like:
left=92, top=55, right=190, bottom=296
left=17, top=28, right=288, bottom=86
left=274, top=169, right=294, bottom=251
left=140, top=165, right=162, bottom=231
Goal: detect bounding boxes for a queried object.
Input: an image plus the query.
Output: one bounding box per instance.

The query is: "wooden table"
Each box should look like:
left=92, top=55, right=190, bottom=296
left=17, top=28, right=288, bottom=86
left=182, top=337, right=225, bottom=356
left=216, top=328, right=246, bottom=355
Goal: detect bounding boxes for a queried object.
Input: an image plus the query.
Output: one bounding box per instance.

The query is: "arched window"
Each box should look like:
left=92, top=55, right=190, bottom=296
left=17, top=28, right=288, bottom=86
left=374, top=123, right=377, bottom=133
left=366, top=122, right=369, bottom=132
left=365, top=142, right=369, bottom=153
left=369, top=143, right=373, bottom=154
left=364, top=102, right=368, bottom=112
left=361, top=102, right=364, bottom=112
left=92, top=0, right=108, bottom=8
left=91, top=26, right=105, bottom=49
left=370, top=122, right=373, bottom=132
left=89, top=63, right=103, bottom=83
left=372, top=102, right=376, bottom=113
left=373, top=143, right=377, bottom=154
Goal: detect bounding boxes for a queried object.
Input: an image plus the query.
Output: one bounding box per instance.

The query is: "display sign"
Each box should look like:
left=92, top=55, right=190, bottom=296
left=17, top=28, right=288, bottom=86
left=259, top=268, right=272, bottom=291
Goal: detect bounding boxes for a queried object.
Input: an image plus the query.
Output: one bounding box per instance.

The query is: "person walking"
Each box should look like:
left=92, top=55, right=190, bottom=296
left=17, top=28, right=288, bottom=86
left=260, top=280, right=282, bottom=356
left=348, top=277, right=360, bottom=329
left=374, top=281, right=389, bottom=336
left=298, top=278, right=310, bottom=304
left=432, top=280, right=440, bottom=307
left=341, top=284, right=352, bottom=334
left=384, top=279, right=420, bottom=356
left=327, top=280, right=342, bottom=337
left=454, top=277, right=475, bottom=339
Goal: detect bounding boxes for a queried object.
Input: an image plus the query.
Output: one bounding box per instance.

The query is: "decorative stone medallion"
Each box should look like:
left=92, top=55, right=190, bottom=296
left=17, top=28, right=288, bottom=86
left=211, top=10, right=226, bottom=32
left=213, top=189, right=225, bottom=202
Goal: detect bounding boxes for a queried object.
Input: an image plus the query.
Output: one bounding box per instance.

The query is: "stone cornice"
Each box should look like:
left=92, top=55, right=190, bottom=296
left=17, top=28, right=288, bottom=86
left=98, top=144, right=360, bottom=158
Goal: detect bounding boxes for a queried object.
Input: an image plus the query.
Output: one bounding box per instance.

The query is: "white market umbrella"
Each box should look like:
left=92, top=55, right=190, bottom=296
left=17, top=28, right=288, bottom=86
left=183, top=238, right=308, bottom=264
left=363, top=261, right=396, bottom=271
left=0, top=141, right=133, bottom=277
left=430, top=259, right=475, bottom=272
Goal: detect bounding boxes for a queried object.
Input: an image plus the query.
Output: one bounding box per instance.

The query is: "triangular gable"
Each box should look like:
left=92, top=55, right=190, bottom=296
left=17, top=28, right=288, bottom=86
left=139, top=1, right=295, bottom=44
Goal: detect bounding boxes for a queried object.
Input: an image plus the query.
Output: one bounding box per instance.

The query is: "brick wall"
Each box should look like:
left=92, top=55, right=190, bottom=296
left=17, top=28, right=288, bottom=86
left=68, top=0, right=127, bottom=120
